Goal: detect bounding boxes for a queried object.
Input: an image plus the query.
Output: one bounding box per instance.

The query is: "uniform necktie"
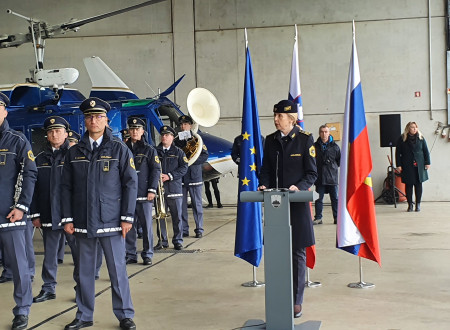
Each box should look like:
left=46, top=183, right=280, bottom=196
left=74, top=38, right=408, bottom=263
left=93, top=141, right=98, bottom=151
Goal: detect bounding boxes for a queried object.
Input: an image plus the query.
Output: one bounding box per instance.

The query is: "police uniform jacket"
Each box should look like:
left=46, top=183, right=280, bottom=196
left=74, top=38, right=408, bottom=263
left=259, top=125, right=317, bottom=249
left=156, top=143, right=188, bottom=198
left=395, top=134, right=430, bottom=184
left=61, top=128, right=138, bottom=238
left=30, top=140, right=69, bottom=229
left=0, top=119, right=37, bottom=231
left=175, top=132, right=209, bottom=185
left=314, top=136, right=340, bottom=186
left=126, top=139, right=161, bottom=202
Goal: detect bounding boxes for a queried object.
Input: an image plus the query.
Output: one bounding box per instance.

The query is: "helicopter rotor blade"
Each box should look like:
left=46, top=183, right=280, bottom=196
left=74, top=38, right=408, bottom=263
left=60, top=0, right=167, bottom=31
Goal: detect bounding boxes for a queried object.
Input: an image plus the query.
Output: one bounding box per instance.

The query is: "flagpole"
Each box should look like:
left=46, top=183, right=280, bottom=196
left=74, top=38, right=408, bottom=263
left=348, top=257, right=375, bottom=289
left=241, top=266, right=265, bottom=287
left=305, top=268, right=321, bottom=288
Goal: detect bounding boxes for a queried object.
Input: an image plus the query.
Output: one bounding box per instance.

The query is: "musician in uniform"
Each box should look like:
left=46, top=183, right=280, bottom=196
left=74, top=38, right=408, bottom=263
left=155, top=126, right=188, bottom=250
left=120, top=128, right=130, bottom=143
left=30, top=116, right=79, bottom=303
left=0, top=92, right=37, bottom=330
left=61, top=97, right=138, bottom=330
left=67, top=129, right=81, bottom=147
left=175, top=115, right=209, bottom=238
left=258, top=99, right=317, bottom=319
left=125, top=117, right=161, bottom=265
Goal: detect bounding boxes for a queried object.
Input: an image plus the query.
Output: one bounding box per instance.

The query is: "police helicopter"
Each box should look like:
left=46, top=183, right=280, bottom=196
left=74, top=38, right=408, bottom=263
left=0, top=0, right=236, bottom=181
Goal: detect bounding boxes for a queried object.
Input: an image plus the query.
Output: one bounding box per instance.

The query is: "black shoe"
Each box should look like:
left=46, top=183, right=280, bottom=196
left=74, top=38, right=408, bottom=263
left=333, top=218, right=337, bottom=224
left=125, top=258, right=137, bottom=265
left=415, top=203, right=421, bottom=212
left=143, top=257, right=152, bottom=265
left=205, top=204, right=213, bottom=208
left=313, top=219, right=323, bottom=225
left=154, top=243, right=168, bottom=250
left=217, top=204, right=223, bottom=208
left=0, top=275, right=12, bottom=283
left=33, top=290, right=56, bottom=303
left=120, top=318, right=136, bottom=330
left=58, top=259, right=64, bottom=264
left=407, top=203, right=414, bottom=212
left=95, top=275, right=99, bottom=280
left=64, top=318, right=93, bottom=330
left=195, top=232, right=203, bottom=238
left=174, top=243, right=183, bottom=250
left=182, top=233, right=189, bottom=237
left=137, top=233, right=143, bottom=239
left=12, top=315, right=28, bottom=330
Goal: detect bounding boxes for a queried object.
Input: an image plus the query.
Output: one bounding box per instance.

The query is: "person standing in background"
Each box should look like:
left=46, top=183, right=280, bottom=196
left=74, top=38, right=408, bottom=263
left=395, top=121, right=430, bottom=212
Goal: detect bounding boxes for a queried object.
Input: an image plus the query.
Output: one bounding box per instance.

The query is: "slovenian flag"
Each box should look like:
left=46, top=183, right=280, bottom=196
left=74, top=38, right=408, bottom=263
left=289, top=25, right=316, bottom=269
left=234, top=42, right=264, bottom=267
left=336, top=22, right=381, bottom=265
left=288, top=26, right=304, bottom=129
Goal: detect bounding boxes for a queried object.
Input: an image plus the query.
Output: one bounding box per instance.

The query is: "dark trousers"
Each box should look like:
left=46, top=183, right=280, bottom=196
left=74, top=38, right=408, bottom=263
left=75, top=235, right=134, bottom=322
left=292, top=247, right=306, bottom=305
left=41, top=228, right=78, bottom=293
left=126, top=202, right=154, bottom=260
left=314, top=184, right=338, bottom=220
left=0, top=229, right=32, bottom=316
left=156, top=198, right=183, bottom=245
left=405, top=183, right=423, bottom=204
left=181, top=184, right=204, bottom=235
left=204, top=178, right=221, bottom=206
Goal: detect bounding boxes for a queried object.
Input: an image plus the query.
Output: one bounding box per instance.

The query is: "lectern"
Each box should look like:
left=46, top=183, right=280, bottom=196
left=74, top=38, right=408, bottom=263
left=241, top=189, right=321, bottom=330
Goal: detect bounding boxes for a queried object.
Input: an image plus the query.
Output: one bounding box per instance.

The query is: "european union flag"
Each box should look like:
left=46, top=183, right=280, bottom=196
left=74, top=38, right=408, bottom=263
left=234, top=47, right=264, bottom=267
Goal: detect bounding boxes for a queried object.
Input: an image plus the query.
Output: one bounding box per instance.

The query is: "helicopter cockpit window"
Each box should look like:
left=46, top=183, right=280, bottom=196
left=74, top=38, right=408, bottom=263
left=29, top=127, right=47, bottom=155
left=152, top=105, right=183, bottom=146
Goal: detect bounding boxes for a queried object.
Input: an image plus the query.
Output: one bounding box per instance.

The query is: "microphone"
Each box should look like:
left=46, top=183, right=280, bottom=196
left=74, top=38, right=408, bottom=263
left=276, top=151, right=279, bottom=190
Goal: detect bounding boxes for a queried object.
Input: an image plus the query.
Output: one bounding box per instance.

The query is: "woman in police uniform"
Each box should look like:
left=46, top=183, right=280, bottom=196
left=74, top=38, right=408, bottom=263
left=259, top=99, right=317, bottom=318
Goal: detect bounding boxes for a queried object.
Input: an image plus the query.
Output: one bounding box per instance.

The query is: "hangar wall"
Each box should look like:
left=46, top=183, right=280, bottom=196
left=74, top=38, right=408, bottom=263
left=0, top=0, right=448, bottom=203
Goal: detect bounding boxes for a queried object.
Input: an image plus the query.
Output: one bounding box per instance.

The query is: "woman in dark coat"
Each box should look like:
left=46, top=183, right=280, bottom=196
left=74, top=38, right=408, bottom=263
left=395, top=122, right=430, bottom=212
left=259, top=100, right=317, bottom=318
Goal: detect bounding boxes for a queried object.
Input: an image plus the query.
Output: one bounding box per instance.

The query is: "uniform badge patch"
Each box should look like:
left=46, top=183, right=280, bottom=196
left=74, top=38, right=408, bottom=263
left=90, top=100, right=96, bottom=107
left=309, top=145, right=316, bottom=158
left=130, top=158, right=136, bottom=170
left=202, top=144, right=207, bottom=150
left=155, top=156, right=160, bottom=163
left=183, top=156, right=188, bottom=163
left=50, top=118, right=55, bottom=124
left=28, top=150, right=35, bottom=161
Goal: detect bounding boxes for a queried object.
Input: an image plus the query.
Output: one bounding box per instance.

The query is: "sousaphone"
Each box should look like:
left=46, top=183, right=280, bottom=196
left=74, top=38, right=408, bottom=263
left=183, top=88, right=220, bottom=166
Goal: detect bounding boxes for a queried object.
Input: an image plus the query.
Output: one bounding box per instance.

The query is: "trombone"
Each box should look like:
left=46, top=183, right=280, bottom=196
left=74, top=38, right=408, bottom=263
left=154, top=173, right=169, bottom=245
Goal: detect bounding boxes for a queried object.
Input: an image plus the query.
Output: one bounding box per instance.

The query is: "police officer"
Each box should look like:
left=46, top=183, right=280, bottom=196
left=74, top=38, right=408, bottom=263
left=155, top=126, right=188, bottom=250
left=125, top=117, right=161, bottom=265
left=61, top=97, right=138, bottom=330
left=0, top=92, right=37, bottom=330
left=175, top=115, right=209, bottom=238
left=120, top=128, right=130, bottom=143
left=30, top=116, right=79, bottom=303
left=67, top=129, right=81, bottom=147
left=259, top=99, right=317, bottom=319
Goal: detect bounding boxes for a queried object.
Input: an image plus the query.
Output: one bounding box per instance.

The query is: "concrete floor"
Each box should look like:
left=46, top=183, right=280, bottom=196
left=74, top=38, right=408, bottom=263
left=1, top=202, right=449, bottom=330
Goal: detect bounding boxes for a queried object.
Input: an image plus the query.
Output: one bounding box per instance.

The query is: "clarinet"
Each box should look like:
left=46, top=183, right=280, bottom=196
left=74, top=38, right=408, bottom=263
left=11, top=157, right=25, bottom=210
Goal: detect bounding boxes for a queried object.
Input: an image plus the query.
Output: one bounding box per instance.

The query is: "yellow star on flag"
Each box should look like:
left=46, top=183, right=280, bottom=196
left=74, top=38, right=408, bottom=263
left=241, top=177, right=250, bottom=186
left=242, top=132, right=250, bottom=140
left=249, top=163, right=257, bottom=171
left=250, top=146, right=256, bottom=154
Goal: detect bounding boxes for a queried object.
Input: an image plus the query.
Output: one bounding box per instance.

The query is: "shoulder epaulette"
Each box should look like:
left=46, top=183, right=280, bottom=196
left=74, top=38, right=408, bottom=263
left=299, top=129, right=311, bottom=136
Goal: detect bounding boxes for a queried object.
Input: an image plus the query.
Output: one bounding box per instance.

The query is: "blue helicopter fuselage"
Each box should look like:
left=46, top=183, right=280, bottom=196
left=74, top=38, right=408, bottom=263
left=2, top=83, right=235, bottom=181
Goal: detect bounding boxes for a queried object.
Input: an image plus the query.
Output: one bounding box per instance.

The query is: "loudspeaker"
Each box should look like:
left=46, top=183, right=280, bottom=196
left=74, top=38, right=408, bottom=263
left=379, top=114, right=401, bottom=147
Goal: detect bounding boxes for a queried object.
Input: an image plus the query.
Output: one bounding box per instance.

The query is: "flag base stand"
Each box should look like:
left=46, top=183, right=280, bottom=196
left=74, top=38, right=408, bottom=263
left=241, top=266, right=265, bottom=287
left=347, top=281, right=375, bottom=289
left=242, top=319, right=322, bottom=329
left=305, top=268, right=321, bottom=288
left=348, top=257, right=375, bottom=289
